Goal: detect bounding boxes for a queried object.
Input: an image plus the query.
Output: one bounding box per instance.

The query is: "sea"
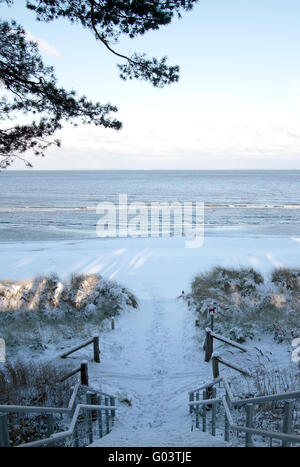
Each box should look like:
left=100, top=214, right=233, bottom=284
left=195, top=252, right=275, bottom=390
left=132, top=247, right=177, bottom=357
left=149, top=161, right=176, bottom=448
left=0, top=170, right=299, bottom=242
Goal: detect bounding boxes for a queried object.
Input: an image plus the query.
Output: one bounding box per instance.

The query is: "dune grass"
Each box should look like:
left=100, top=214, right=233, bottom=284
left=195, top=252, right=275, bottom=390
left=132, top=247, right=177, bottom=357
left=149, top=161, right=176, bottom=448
left=186, top=266, right=300, bottom=341
left=227, top=363, right=300, bottom=445
left=0, top=359, right=77, bottom=446
left=0, top=273, right=138, bottom=349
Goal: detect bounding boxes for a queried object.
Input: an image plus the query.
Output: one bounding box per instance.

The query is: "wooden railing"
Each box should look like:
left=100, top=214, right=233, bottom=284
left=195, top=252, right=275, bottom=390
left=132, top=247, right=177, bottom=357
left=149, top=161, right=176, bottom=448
left=18, top=396, right=116, bottom=447
left=60, top=335, right=100, bottom=363
left=189, top=323, right=300, bottom=446
left=60, top=360, right=89, bottom=385
left=0, top=327, right=120, bottom=447
left=189, top=376, right=300, bottom=447
left=203, top=325, right=250, bottom=380
left=204, top=327, right=247, bottom=363
left=0, top=368, right=117, bottom=447
left=211, top=353, right=250, bottom=378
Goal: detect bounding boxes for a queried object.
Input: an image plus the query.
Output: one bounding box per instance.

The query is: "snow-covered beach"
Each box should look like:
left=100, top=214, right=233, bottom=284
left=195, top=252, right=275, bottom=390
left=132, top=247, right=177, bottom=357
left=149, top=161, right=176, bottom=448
left=1, top=235, right=300, bottom=295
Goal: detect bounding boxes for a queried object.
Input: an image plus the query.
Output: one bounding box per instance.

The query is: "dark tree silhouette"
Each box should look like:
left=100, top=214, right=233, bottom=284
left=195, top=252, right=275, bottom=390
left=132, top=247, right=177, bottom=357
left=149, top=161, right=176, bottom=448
left=0, top=0, right=198, bottom=167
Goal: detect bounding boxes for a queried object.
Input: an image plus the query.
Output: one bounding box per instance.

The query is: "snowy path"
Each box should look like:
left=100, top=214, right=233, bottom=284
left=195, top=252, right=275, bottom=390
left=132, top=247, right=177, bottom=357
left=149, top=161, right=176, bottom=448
left=95, top=296, right=204, bottom=430
left=89, top=286, right=228, bottom=446
left=90, top=429, right=228, bottom=447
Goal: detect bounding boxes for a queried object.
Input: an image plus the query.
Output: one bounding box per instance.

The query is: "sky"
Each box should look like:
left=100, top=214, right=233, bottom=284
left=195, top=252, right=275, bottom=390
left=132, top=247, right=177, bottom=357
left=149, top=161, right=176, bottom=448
left=2, top=0, right=300, bottom=170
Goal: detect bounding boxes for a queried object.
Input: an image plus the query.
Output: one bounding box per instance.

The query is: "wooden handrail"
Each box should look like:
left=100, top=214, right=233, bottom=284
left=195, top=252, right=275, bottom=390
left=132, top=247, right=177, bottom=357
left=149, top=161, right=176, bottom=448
left=18, top=403, right=117, bottom=447
left=0, top=381, right=117, bottom=447
left=188, top=376, right=300, bottom=446
left=0, top=380, right=115, bottom=416
left=204, top=327, right=248, bottom=363
left=190, top=395, right=300, bottom=444
left=210, top=331, right=247, bottom=352
left=190, top=376, right=300, bottom=407
left=212, top=354, right=250, bottom=378
left=60, top=336, right=100, bottom=363
left=60, top=361, right=89, bottom=385
left=60, top=367, right=81, bottom=383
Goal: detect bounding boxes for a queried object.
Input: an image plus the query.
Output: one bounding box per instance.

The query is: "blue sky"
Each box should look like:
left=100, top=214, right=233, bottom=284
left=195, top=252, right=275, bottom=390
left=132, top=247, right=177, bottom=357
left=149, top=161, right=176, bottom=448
left=2, top=0, right=300, bottom=169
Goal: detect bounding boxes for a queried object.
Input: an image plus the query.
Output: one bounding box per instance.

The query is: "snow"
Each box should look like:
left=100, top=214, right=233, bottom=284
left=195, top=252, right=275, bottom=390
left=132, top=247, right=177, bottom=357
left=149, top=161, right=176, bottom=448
left=0, top=235, right=299, bottom=446
left=89, top=429, right=228, bottom=447
left=1, top=236, right=299, bottom=295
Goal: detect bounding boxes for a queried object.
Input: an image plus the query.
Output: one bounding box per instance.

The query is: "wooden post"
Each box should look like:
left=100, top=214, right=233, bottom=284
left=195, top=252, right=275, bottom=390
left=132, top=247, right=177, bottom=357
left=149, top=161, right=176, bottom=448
left=205, top=386, right=214, bottom=411
left=74, top=428, right=79, bottom=447
left=206, top=387, right=213, bottom=398
left=204, top=328, right=213, bottom=362
left=73, top=389, right=79, bottom=447
left=224, top=394, right=230, bottom=442
left=80, top=360, right=88, bottom=386
left=282, top=401, right=294, bottom=447
left=105, top=397, right=110, bottom=434
left=245, top=404, right=254, bottom=447
left=0, top=413, right=9, bottom=447
left=212, top=355, right=220, bottom=379
left=211, top=388, right=217, bottom=436
left=210, top=314, right=214, bottom=331
left=195, top=391, right=199, bottom=429
left=209, top=330, right=213, bottom=359
left=46, top=413, right=54, bottom=437
left=110, top=396, right=116, bottom=419
left=93, top=336, right=100, bottom=363
left=189, top=392, right=194, bottom=414
left=111, top=318, right=115, bottom=330
left=224, top=413, right=229, bottom=442
left=269, top=437, right=273, bottom=447
left=90, top=393, right=98, bottom=422
left=97, top=395, right=103, bottom=438
left=202, top=391, right=207, bottom=432
left=86, top=393, right=93, bottom=445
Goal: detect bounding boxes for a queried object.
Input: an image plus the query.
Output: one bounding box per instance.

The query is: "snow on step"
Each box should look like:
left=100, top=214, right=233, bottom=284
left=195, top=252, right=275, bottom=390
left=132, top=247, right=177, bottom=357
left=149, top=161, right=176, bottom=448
left=90, top=430, right=228, bottom=447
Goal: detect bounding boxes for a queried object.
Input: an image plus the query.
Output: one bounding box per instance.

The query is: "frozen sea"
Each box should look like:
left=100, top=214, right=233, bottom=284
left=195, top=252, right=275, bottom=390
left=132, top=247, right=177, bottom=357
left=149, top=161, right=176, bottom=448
left=0, top=170, right=300, bottom=242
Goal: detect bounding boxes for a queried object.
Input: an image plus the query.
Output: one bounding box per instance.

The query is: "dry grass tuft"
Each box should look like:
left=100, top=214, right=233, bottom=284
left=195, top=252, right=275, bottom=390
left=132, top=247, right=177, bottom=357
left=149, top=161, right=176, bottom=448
left=0, top=360, right=76, bottom=446
left=271, top=267, right=300, bottom=293
left=0, top=273, right=138, bottom=349
left=186, top=266, right=300, bottom=341
left=231, top=363, right=300, bottom=442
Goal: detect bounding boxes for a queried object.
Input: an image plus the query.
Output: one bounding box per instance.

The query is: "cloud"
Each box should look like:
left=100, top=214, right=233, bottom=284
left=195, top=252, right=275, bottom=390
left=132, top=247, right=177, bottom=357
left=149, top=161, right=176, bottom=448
left=26, top=31, right=60, bottom=58
left=10, top=105, right=300, bottom=170
left=74, top=105, right=300, bottom=160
